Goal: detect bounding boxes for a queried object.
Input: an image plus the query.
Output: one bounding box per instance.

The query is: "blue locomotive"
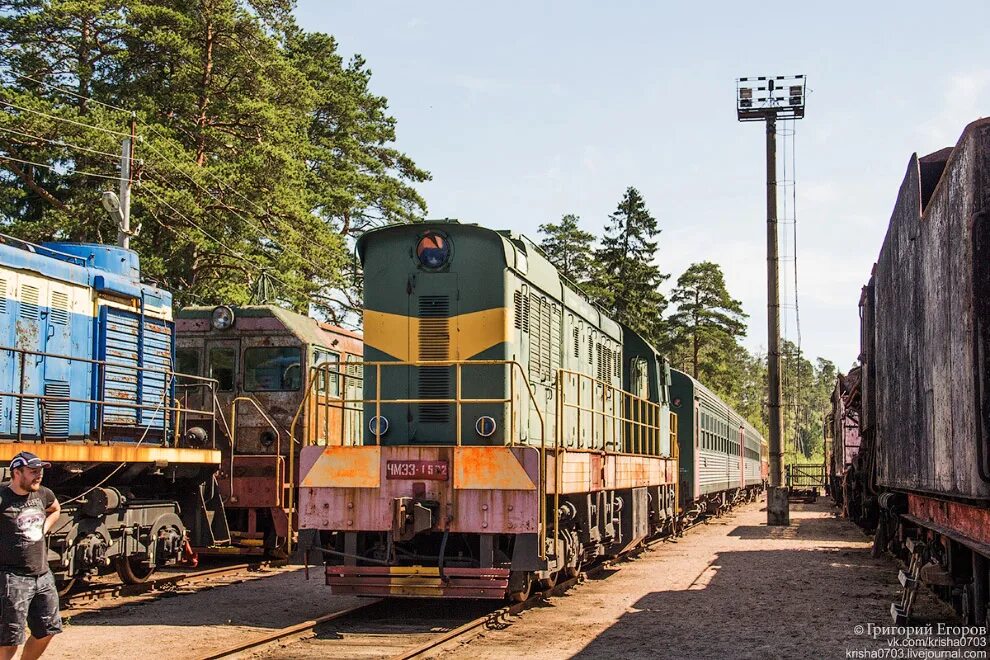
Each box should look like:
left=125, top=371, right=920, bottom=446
left=0, top=235, right=228, bottom=590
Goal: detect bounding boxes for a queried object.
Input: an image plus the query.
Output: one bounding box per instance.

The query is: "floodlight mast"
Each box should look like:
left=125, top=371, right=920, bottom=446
left=736, top=75, right=806, bottom=526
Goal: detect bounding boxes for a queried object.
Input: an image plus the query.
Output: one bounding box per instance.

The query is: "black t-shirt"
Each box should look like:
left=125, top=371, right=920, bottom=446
left=0, top=485, right=55, bottom=576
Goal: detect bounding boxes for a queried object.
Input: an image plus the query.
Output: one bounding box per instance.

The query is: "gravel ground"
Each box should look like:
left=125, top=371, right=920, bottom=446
left=432, top=500, right=978, bottom=660
left=47, top=565, right=366, bottom=659
left=41, top=501, right=985, bottom=660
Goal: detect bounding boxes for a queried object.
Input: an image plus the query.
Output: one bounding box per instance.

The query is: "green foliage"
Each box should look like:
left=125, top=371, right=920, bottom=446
left=537, top=213, right=595, bottom=288
left=667, top=261, right=747, bottom=381
left=591, top=187, right=669, bottom=342
left=0, top=0, right=428, bottom=316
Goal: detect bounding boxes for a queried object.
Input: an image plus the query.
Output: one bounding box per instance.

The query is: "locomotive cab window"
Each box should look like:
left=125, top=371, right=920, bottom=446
left=245, top=346, right=302, bottom=391
left=209, top=347, right=236, bottom=391
left=176, top=348, right=201, bottom=385
left=314, top=349, right=341, bottom=396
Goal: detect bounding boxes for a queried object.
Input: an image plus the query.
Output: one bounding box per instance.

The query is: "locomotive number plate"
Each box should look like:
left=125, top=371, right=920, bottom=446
left=386, top=460, right=449, bottom=481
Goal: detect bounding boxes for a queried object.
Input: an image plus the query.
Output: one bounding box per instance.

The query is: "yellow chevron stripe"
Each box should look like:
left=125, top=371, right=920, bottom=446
left=364, top=307, right=507, bottom=362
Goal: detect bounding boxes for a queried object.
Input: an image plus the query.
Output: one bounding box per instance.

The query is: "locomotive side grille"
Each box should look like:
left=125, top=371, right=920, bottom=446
left=42, top=381, right=70, bottom=437
left=0, top=279, right=7, bottom=314
left=20, top=284, right=38, bottom=320
left=418, top=295, right=450, bottom=423
left=573, top=327, right=579, bottom=358
left=50, top=291, right=69, bottom=325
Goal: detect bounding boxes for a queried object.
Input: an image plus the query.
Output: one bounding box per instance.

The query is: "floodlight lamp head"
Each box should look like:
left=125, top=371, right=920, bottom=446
left=101, top=191, right=124, bottom=222
left=102, top=191, right=120, bottom=213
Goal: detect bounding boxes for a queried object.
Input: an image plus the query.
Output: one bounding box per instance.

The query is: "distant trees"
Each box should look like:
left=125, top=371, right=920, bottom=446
left=667, top=261, right=747, bottom=381
left=538, top=213, right=595, bottom=287
left=590, top=187, right=669, bottom=342
left=0, top=0, right=429, bottom=317
left=536, top=190, right=835, bottom=455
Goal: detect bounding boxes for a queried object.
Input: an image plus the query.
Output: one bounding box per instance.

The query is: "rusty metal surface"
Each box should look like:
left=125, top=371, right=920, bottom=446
left=867, top=118, right=990, bottom=499
left=219, top=455, right=285, bottom=508
left=0, top=441, right=220, bottom=464
left=907, top=493, right=990, bottom=548
left=298, top=445, right=540, bottom=534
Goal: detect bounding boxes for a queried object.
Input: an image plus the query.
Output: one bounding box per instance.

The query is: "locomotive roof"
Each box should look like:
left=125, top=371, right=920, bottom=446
left=178, top=305, right=361, bottom=348
left=0, top=233, right=170, bottom=305
left=356, top=221, right=624, bottom=340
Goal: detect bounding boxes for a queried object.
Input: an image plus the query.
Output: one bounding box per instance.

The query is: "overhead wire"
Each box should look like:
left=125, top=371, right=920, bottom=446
left=0, top=99, right=131, bottom=137
left=0, top=152, right=122, bottom=181
left=0, top=125, right=128, bottom=163
left=12, top=73, right=135, bottom=114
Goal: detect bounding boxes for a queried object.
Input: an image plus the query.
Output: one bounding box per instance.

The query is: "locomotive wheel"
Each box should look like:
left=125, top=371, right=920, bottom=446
left=537, top=570, right=559, bottom=590
left=507, top=571, right=532, bottom=602
left=114, top=556, right=156, bottom=584
left=56, top=578, right=76, bottom=597
left=563, top=554, right=583, bottom=579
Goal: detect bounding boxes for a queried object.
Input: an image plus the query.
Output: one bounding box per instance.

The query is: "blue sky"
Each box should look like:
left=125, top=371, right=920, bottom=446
left=296, top=1, right=990, bottom=370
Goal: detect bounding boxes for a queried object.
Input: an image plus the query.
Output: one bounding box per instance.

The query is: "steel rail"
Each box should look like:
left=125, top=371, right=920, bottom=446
left=61, top=560, right=285, bottom=612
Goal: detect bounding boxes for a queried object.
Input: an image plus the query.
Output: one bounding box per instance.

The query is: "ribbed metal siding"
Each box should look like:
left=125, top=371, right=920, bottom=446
left=418, top=295, right=450, bottom=423
left=102, top=307, right=172, bottom=430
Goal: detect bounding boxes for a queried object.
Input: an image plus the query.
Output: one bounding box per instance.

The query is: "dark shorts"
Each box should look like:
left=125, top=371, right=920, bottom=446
left=0, top=571, right=62, bottom=646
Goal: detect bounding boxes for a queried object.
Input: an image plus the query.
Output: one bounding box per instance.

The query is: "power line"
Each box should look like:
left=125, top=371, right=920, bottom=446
left=0, top=125, right=128, bottom=163
left=139, top=138, right=334, bottom=275
left=0, top=152, right=121, bottom=181
left=0, top=99, right=131, bottom=137
left=139, top=179, right=319, bottom=304
left=13, top=73, right=134, bottom=114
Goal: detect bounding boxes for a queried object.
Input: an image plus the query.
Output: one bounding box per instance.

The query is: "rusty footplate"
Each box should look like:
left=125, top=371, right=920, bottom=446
left=326, top=565, right=509, bottom=599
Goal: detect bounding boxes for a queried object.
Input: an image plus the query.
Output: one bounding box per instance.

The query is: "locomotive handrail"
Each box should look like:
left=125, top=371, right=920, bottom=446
left=0, top=343, right=218, bottom=446
left=286, top=359, right=550, bottom=559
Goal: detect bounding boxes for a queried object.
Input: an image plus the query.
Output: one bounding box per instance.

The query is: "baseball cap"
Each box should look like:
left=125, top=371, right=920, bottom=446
left=9, top=452, right=51, bottom=470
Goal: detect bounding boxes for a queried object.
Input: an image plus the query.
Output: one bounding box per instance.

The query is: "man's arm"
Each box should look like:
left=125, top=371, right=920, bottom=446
left=43, top=495, right=60, bottom=535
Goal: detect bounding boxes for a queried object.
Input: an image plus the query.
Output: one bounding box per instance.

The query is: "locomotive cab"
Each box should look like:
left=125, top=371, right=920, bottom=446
left=176, top=305, right=361, bottom=556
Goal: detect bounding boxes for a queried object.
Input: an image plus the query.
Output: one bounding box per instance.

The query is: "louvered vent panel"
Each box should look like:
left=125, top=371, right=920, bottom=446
left=549, top=305, right=561, bottom=375
left=50, top=291, right=69, bottom=325
left=21, top=285, right=39, bottom=319
left=513, top=291, right=523, bottom=329
left=13, top=397, right=36, bottom=433
left=522, top=294, right=530, bottom=333
left=0, top=279, right=7, bottom=314
left=43, top=381, right=70, bottom=437
left=418, top=295, right=450, bottom=423
left=572, top=327, right=579, bottom=358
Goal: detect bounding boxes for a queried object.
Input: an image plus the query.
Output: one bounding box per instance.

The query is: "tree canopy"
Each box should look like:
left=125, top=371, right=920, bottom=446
left=0, top=0, right=429, bottom=316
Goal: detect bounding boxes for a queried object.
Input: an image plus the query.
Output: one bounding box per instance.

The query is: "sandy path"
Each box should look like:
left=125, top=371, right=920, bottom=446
left=434, top=501, right=968, bottom=660
left=48, top=566, right=365, bottom=660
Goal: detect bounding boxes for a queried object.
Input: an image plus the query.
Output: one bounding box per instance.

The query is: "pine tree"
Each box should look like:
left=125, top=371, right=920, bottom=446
left=591, top=187, right=668, bottom=342
left=538, top=213, right=595, bottom=286
left=0, top=0, right=429, bottom=316
left=668, top=261, right=747, bottom=381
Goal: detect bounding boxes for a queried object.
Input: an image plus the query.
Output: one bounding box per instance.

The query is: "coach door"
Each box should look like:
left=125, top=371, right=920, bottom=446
left=408, top=273, right=457, bottom=444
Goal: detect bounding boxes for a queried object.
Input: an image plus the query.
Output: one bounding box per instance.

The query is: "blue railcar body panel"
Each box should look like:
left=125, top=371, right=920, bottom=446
left=0, top=237, right=174, bottom=441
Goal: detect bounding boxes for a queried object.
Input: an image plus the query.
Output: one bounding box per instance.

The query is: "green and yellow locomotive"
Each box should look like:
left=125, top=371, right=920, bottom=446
left=298, top=221, right=678, bottom=599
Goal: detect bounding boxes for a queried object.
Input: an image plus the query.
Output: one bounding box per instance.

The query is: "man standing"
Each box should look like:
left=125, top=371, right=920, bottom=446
left=0, top=452, right=62, bottom=660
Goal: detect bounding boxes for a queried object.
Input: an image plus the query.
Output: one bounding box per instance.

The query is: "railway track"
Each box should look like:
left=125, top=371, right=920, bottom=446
left=62, top=560, right=286, bottom=614
left=197, top=529, right=680, bottom=660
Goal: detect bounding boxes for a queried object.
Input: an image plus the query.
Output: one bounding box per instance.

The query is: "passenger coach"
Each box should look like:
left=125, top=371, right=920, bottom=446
left=297, top=222, right=679, bottom=600
left=669, top=369, right=767, bottom=519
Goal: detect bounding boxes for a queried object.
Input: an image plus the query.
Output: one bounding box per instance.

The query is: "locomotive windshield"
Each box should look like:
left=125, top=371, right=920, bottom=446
left=244, top=346, right=302, bottom=391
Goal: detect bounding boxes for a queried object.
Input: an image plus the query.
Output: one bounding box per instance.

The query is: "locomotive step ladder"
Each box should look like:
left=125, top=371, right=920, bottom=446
left=891, top=537, right=925, bottom=624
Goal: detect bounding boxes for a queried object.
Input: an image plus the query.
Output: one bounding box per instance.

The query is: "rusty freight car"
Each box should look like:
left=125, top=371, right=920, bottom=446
left=848, top=118, right=990, bottom=624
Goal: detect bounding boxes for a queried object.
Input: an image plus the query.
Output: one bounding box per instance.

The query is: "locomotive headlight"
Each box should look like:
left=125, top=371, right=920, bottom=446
left=415, top=231, right=451, bottom=270
left=369, top=416, right=389, bottom=436
left=211, top=305, right=235, bottom=330
left=476, top=416, right=497, bottom=438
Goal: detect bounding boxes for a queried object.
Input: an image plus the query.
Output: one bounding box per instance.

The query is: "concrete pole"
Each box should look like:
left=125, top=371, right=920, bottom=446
left=117, top=114, right=136, bottom=249
left=766, top=114, right=789, bottom=526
